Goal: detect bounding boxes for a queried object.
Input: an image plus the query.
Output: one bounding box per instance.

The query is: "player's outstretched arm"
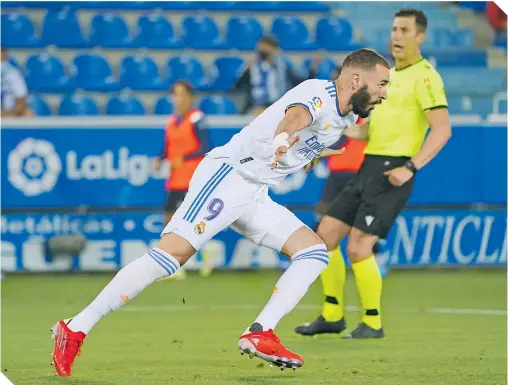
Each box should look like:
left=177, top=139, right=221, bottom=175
left=271, top=106, right=312, bottom=168
left=344, top=121, right=369, bottom=141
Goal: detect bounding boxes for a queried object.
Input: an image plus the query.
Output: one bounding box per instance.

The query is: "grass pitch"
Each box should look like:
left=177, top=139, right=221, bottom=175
left=2, top=269, right=506, bottom=385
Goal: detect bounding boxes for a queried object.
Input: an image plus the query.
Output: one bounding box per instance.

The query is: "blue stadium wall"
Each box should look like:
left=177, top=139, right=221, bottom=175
left=1, top=117, right=506, bottom=271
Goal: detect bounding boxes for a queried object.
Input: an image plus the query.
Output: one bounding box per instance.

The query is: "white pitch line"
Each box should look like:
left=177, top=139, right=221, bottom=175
left=120, top=304, right=507, bottom=316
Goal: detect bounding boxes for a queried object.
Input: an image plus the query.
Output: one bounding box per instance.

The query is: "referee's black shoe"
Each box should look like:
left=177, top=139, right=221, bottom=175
left=294, top=316, right=347, bottom=336
left=342, top=323, right=385, bottom=339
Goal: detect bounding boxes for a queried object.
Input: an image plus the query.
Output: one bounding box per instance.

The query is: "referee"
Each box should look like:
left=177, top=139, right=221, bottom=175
left=295, top=8, right=451, bottom=339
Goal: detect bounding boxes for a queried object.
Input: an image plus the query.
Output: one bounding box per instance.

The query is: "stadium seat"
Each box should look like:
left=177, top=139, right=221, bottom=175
left=182, top=16, right=230, bottom=49
left=89, top=13, right=137, bottom=48
left=59, top=94, right=99, bottom=116
left=134, top=14, right=184, bottom=49
left=209, top=57, right=246, bottom=91
left=239, top=1, right=329, bottom=11
left=106, top=93, right=145, bottom=115
left=301, top=57, right=337, bottom=80
left=167, top=56, right=208, bottom=89
left=316, top=18, right=356, bottom=51
left=226, top=17, right=264, bottom=50
left=447, top=96, right=493, bottom=118
left=25, top=54, right=72, bottom=93
left=433, top=28, right=474, bottom=48
left=120, top=55, right=167, bottom=90
left=70, top=54, right=121, bottom=91
left=28, top=94, right=51, bottom=116
left=440, top=68, right=505, bottom=96
left=42, top=8, right=90, bottom=48
left=1, top=13, right=42, bottom=48
left=154, top=96, right=174, bottom=115
left=271, top=17, right=316, bottom=51
left=199, top=95, right=237, bottom=115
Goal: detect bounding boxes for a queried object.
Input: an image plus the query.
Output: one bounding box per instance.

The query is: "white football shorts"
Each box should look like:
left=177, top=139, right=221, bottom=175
left=162, top=156, right=307, bottom=251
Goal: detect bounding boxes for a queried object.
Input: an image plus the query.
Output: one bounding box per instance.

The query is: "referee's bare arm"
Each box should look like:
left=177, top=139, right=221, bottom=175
left=412, top=107, right=451, bottom=170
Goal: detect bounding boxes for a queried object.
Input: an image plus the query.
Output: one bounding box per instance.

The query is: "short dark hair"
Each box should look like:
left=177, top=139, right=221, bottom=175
left=171, top=80, right=196, bottom=96
left=342, top=48, right=390, bottom=71
left=394, top=8, right=428, bottom=32
left=258, top=35, right=279, bottom=49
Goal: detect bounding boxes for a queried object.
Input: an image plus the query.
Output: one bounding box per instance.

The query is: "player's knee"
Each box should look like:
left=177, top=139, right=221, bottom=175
left=157, top=232, right=196, bottom=266
left=316, top=221, right=340, bottom=251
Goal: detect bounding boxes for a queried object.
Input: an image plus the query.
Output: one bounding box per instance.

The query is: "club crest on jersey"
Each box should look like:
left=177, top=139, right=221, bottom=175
left=308, top=96, right=323, bottom=112
left=324, top=123, right=331, bottom=130
left=194, top=220, right=206, bottom=235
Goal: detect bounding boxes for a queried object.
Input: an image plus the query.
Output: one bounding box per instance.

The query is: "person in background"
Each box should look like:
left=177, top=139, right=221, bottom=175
left=234, top=35, right=303, bottom=115
left=486, top=2, right=507, bottom=46
left=154, top=80, right=213, bottom=279
left=1, top=47, right=29, bottom=117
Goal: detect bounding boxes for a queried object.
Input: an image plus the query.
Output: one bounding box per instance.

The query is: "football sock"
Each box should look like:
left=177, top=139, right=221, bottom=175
left=68, top=249, right=180, bottom=334
left=321, top=247, right=346, bottom=322
left=351, top=255, right=382, bottom=330
left=251, top=244, right=329, bottom=331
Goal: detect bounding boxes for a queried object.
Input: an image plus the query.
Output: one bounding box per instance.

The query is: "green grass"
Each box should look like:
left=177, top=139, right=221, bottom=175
left=2, top=269, right=506, bottom=385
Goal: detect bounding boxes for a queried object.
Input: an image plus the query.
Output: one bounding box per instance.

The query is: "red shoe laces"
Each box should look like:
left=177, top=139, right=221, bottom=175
left=64, top=337, right=83, bottom=359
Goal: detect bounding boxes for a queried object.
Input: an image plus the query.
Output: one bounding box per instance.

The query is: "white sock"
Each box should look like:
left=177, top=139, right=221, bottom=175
left=68, top=248, right=180, bottom=334
left=251, top=244, right=329, bottom=332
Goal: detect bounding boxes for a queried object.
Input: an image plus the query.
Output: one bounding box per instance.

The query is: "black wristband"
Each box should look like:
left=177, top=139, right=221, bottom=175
left=404, top=160, right=418, bottom=174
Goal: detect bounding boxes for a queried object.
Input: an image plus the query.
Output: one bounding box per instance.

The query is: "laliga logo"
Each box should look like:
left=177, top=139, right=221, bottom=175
left=8, top=138, right=62, bottom=196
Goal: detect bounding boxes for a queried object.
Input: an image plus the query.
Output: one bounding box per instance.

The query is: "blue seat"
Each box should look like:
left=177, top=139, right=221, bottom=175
left=154, top=96, right=174, bottom=115
left=134, top=14, right=184, bottom=49
left=210, top=57, right=245, bottom=91
left=226, top=17, right=263, bottom=50
left=301, top=57, right=337, bottom=80
left=71, top=54, right=120, bottom=91
left=441, top=68, right=505, bottom=96
left=89, top=13, right=137, bottom=48
left=271, top=17, right=316, bottom=51
left=1, top=13, right=42, bottom=48
left=200, top=96, right=237, bottom=115
left=42, top=8, right=90, bottom=48
left=25, top=54, right=72, bottom=93
left=28, top=94, right=51, bottom=116
left=316, top=18, right=356, bottom=51
left=120, top=55, right=167, bottom=90
left=447, top=96, right=493, bottom=118
left=167, top=56, right=207, bottom=89
left=182, top=16, right=229, bottom=49
left=59, top=94, right=99, bottom=116
left=425, top=50, right=487, bottom=67
left=106, top=94, right=145, bottom=115
left=433, top=28, right=474, bottom=48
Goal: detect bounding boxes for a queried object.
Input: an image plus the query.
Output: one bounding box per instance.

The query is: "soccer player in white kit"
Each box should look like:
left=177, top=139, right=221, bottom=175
left=51, top=49, right=390, bottom=376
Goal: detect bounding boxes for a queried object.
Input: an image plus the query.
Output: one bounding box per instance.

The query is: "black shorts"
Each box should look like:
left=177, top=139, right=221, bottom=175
left=164, top=190, right=187, bottom=213
left=327, top=155, right=415, bottom=239
left=316, top=171, right=356, bottom=216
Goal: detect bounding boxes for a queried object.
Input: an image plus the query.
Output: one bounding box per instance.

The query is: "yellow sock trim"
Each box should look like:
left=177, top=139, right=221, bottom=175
left=351, top=256, right=382, bottom=330
left=320, top=248, right=346, bottom=322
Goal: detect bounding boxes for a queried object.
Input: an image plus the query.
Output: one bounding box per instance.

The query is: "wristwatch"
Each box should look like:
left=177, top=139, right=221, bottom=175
left=404, top=160, right=418, bottom=174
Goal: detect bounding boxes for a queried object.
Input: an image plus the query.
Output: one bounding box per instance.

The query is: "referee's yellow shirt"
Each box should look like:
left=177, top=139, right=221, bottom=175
left=365, top=58, right=448, bottom=158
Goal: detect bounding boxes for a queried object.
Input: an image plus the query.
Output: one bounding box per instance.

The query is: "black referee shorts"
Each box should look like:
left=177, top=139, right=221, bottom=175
left=327, top=155, right=414, bottom=239
left=316, top=171, right=357, bottom=216
left=164, top=190, right=187, bottom=213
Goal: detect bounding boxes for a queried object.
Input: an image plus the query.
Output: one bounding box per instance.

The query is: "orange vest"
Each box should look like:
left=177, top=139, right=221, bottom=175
left=164, top=109, right=204, bottom=191
left=328, top=117, right=366, bottom=173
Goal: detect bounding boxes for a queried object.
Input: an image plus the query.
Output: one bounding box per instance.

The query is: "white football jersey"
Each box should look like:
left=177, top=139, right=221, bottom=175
left=208, top=79, right=358, bottom=186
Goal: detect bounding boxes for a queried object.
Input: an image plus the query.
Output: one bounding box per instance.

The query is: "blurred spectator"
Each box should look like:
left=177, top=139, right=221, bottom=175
left=234, top=35, right=302, bottom=115
left=1, top=47, right=29, bottom=117
left=154, top=80, right=210, bottom=226
left=486, top=2, right=507, bottom=46
left=306, top=51, right=341, bottom=80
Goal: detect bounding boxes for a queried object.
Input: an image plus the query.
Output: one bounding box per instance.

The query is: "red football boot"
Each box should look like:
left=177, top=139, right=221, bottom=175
left=238, top=329, right=304, bottom=370
left=50, top=320, right=86, bottom=376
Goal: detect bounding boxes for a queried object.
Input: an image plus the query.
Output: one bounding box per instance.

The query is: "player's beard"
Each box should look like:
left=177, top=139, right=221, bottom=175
left=350, top=85, right=372, bottom=118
